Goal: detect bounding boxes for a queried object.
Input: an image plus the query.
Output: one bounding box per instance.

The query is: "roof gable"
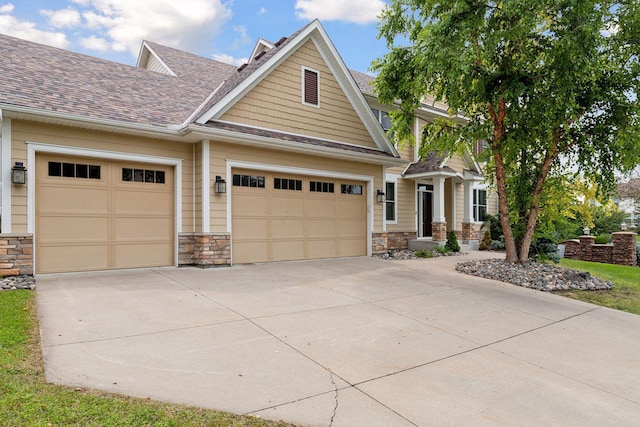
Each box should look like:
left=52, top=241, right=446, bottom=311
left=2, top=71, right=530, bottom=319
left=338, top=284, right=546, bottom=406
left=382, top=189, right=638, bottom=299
left=195, top=20, right=397, bottom=155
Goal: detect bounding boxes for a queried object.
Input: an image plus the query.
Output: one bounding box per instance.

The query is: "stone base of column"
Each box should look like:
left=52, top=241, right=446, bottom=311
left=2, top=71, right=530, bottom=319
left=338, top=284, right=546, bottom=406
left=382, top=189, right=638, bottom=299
left=461, top=222, right=476, bottom=243
left=432, top=222, right=447, bottom=242
left=179, top=232, right=231, bottom=268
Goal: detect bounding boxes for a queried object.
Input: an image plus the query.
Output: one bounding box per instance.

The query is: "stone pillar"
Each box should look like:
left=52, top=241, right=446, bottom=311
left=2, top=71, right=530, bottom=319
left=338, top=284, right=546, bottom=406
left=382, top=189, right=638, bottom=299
left=179, top=232, right=231, bottom=268
left=578, top=235, right=596, bottom=262
left=372, top=232, right=388, bottom=254
left=432, top=222, right=447, bottom=243
left=612, top=232, right=637, bottom=266
left=0, top=234, right=33, bottom=276
left=432, top=176, right=446, bottom=244
left=461, top=222, right=476, bottom=242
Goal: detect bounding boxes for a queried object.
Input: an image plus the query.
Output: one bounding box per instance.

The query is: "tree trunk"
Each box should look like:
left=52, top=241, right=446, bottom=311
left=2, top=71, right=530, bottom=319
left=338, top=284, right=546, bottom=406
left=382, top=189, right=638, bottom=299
left=488, top=98, right=518, bottom=263
left=516, top=134, right=560, bottom=262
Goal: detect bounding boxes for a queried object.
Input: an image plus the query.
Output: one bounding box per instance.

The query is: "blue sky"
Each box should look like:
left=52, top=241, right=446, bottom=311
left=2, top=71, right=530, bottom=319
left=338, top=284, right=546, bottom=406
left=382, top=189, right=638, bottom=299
left=0, top=0, right=389, bottom=73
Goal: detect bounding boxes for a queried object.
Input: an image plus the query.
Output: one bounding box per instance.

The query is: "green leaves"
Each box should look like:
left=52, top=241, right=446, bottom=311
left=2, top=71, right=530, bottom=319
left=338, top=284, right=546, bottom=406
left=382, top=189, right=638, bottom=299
left=374, top=0, right=640, bottom=262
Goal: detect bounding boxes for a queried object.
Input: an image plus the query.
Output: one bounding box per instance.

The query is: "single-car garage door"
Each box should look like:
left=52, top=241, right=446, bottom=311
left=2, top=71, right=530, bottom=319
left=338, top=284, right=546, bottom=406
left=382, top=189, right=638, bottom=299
left=36, top=154, right=174, bottom=273
left=232, top=169, right=367, bottom=263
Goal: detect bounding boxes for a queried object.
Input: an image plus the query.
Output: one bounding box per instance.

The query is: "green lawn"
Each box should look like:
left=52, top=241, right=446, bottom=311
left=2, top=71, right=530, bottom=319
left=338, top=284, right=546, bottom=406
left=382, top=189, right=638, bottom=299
left=558, top=259, right=640, bottom=315
left=0, top=291, right=294, bottom=427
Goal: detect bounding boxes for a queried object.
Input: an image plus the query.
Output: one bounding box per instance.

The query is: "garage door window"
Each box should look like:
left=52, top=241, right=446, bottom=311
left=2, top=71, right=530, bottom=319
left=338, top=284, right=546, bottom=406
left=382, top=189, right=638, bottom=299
left=274, top=177, right=302, bottom=191
left=341, top=184, right=363, bottom=195
left=233, top=174, right=265, bottom=188
left=310, top=181, right=334, bottom=193
left=48, top=161, right=100, bottom=179
left=122, top=168, right=165, bottom=184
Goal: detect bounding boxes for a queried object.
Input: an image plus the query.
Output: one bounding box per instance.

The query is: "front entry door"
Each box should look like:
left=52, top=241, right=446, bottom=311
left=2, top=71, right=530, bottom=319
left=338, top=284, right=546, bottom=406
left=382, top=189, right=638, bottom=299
left=418, top=189, right=433, bottom=237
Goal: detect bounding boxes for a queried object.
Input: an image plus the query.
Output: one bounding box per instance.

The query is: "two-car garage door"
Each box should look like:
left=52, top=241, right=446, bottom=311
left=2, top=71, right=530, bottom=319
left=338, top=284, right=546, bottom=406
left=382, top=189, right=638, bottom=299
left=35, top=155, right=174, bottom=274
left=232, top=169, right=368, bottom=264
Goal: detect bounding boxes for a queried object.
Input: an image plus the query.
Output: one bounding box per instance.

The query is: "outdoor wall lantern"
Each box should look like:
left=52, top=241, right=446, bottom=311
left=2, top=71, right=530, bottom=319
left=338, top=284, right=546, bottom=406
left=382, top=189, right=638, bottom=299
left=11, top=162, right=26, bottom=184
left=621, top=222, right=628, bottom=231
left=583, top=226, right=591, bottom=235
left=214, top=175, right=226, bottom=194
left=376, top=189, right=386, bottom=203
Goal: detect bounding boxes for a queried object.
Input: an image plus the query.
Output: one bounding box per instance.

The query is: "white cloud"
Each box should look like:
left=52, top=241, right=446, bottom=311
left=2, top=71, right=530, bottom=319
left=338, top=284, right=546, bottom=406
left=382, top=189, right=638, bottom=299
left=295, top=0, right=384, bottom=24
left=258, top=7, right=266, bottom=15
left=80, top=35, right=110, bottom=51
left=41, top=7, right=82, bottom=29
left=0, top=12, right=69, bottom=48
left=78, top=0, right=232, bottom=56
left=0, top=3, right=14, bottom=14
left=231, top=25, right=250, bottom=48
left=212, top=52, right=247, bottom=66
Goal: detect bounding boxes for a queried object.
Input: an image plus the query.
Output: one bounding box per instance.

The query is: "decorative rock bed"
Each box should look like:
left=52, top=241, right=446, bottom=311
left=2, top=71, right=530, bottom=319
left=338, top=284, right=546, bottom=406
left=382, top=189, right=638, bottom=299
left=375, top=248, right=467, bottom=260
left=0, top=275, right=36, bottom=291
left=456, top=259, right=613, bottom=291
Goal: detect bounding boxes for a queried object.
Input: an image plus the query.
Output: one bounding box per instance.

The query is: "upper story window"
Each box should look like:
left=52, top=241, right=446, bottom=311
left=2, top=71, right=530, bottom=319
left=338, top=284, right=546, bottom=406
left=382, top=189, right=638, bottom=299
left=302, top=67, right=319, bottom=107
left=371, top=108, right=391, bottom=132
left=473, top=140, right=489, bottom=157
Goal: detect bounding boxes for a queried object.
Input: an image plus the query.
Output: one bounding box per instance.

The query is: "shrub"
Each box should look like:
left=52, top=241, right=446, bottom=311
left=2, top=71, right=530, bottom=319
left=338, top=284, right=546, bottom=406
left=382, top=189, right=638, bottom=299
left=491, top=236, right=505, bottom=250
left=435, top=246, right=450, bottom=254
left=479, top=230, right=492, bottom=251
left=529, top=238, right=560, bottom=263
left=445, top=230, right=461, bottom=252
left=594, top=234, right=612, bottom=244
left=414, top=249, right=434, bottom=258
left=636, top=243, right=640, bottom=267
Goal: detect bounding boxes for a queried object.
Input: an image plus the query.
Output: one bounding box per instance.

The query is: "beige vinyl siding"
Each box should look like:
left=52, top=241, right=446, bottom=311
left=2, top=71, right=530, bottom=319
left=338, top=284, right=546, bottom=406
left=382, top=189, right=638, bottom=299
left=208, top=140, right=384, bottom=232
left=445, top=153, right=468, bottom=172
left=10, top=120, right=194, bottom=233
left=387, top=141, right=413, bottom=176
left=386, top=177, right=416, bottom=232
left=221, top=40, right=377, bottom=149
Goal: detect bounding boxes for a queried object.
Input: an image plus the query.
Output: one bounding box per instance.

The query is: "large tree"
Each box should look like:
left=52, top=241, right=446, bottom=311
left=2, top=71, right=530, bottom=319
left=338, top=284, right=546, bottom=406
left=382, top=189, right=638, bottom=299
left=373, top=0, right=640, bottom=263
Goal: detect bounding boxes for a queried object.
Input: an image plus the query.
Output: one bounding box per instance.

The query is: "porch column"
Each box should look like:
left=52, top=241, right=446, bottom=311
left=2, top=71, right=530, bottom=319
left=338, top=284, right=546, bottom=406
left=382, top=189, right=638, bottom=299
left=462, top=179, right=475, bottom=242
left=432, top=176, right=446, bottom=242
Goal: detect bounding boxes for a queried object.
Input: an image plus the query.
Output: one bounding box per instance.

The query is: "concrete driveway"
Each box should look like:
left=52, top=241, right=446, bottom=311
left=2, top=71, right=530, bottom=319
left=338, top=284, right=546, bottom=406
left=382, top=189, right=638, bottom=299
left=37, top=253, right=640, bottom=426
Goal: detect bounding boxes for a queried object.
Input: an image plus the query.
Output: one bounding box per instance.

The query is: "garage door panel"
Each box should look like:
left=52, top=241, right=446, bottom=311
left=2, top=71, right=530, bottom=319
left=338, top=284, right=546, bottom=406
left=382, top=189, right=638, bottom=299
left=38, top=245, right=109, bottom=273
left=38, top=186, right=109, bottom=213
left=271, top=218, right=304, bottom=238
left=271, top=196, right=304, bottom=216
left=336, top=200, right=365, bottom=218
left=234, top=194, right=268, bottom=215
left=336, top=219, right=367, bottom=237
left=234, top=218, right=269, bottom=239
left=305, top=199, right=336, bottom=217
left=233, top=241, right=269, bottom=263
left=339, top=239, right=367, bottom=257
left=114, top=190, right=173, bottom=213
left=306, top=239, right=337, bottom=258
left=306, top=219, right=337, bottom=238
left=271, top=240, right=305, bottom=261
left=113, top=217, right=173, bottom=240
left=114, top=243, right=174, bottom=268
left=37, top=216, right=109, bottom=241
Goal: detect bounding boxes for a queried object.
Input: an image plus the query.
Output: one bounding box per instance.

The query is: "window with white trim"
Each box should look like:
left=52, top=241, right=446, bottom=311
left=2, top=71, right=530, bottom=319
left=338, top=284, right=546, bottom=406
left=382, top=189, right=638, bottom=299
left=371, top=108, right=391, bottom=132
left=302, top=67, right=319, bottom=107
left=473, top=189, right=487, bottom=222
left=385, top=181, right=396, bottom=222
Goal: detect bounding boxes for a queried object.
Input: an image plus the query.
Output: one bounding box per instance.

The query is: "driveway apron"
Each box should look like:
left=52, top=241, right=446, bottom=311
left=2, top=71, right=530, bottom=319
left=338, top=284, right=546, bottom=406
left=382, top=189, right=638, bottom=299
left=36, top=253, right=640, bottom=426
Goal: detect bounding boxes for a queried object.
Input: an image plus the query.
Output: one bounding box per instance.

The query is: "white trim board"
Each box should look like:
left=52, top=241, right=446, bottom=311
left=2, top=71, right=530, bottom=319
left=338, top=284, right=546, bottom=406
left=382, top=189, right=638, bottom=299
left=26, top=142, right=183, bottom=269
left=1, top=116, right=12, bottom=232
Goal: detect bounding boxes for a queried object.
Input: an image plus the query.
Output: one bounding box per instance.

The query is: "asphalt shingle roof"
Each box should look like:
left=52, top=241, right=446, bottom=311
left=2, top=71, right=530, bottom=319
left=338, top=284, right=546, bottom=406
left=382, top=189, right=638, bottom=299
left=403, top=152, right=456, bottom=175
left=0, top=33, right=232, bottom=127
left=202, top=121, right=396, bottom=158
